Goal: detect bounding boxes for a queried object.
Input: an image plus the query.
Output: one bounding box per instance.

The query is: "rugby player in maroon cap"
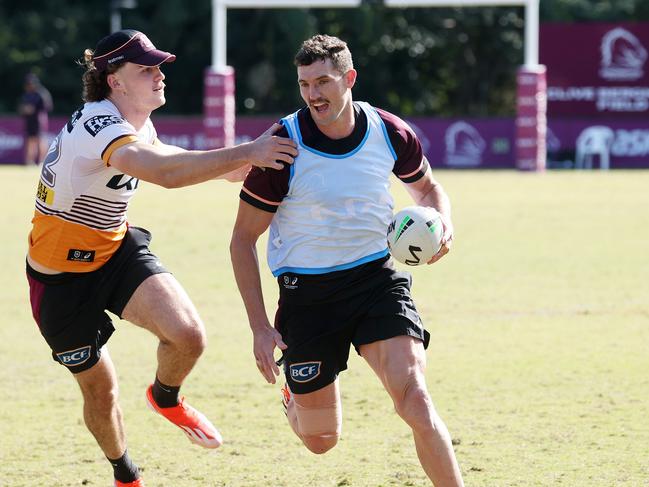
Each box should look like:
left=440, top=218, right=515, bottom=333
left=25, top=29, right=297, bottom=486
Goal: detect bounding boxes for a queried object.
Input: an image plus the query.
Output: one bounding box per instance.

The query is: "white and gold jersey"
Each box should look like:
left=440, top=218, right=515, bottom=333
left=28, top=99, right=157, bottom=272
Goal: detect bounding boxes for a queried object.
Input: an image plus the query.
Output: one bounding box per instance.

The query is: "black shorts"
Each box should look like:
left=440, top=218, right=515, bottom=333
left=275, top=256, right=429, bottom=394
left=26, top=226, right=169, bottom=374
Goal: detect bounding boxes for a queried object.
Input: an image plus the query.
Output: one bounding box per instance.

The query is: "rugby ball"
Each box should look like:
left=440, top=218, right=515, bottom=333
left=387, top=206, right=444, bottom=266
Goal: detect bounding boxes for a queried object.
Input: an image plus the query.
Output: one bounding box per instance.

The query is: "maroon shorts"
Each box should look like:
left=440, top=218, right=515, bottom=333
left=26, top=226, right=168, bottom=373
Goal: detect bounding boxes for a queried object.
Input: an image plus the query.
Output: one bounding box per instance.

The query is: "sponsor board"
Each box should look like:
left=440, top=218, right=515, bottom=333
left=1, top=116, right=647, bottom=168
left=541, top=22, right=649, bottom=117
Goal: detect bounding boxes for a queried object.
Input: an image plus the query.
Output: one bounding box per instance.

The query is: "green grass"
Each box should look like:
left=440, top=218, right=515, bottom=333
left=1, top=166, right=648, bottom=487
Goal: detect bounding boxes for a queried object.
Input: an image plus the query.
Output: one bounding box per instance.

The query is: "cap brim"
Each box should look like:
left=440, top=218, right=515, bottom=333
left=131, top=49, right=176, bottom=67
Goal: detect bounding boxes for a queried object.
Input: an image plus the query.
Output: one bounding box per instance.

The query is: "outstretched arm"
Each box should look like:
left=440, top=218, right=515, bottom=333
left=230, top=200, right=286, bottom=384
left=403, top=159, right=453, bottom=264
left=109, top=123, right=297, bottom=188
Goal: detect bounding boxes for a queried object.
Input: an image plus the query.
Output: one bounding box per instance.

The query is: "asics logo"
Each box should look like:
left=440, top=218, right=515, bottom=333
left=289, top=361, right=321, bottom=383
left=283, top=275, right=299, bottom=289
left=56, top=345, right=92, bottom=367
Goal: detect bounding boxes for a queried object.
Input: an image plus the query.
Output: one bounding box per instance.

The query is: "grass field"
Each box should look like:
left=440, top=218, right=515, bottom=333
left=1, top=166, right=648, bottom=487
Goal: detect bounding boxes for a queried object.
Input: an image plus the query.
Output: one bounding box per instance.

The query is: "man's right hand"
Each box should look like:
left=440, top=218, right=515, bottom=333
left=252, top=324, right=287, bottom=384
left=246, top=123, right=297, bottom=170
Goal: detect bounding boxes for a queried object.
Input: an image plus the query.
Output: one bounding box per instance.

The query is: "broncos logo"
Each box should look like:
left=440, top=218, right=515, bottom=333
left=600, top=27, right=648, bottom=81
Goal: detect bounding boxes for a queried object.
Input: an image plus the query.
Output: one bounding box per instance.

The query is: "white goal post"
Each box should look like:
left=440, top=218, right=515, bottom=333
left=212, top=0, right=362, bottom=71
left=212, top=0, right=539, bottom=69
left=206, top=0, right=545, bottom=170
left=384, top=0, right=539, bottom=67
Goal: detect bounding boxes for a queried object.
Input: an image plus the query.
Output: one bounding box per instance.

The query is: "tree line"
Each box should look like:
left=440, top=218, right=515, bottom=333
left=1, top=0, right=647, bottom=118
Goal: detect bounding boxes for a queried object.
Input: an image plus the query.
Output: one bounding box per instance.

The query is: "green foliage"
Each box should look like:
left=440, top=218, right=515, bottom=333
left=0, top=1, right=648, bottom=117
left=0, top=0, right=214, bottom=116
left=228, top=5, right=526, bottom=117
left=540, top=0, right=649, bottom=21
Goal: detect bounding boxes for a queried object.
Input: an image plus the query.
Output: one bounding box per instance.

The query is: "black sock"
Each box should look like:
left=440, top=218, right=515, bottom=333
left=152, top=376, right=180, bottom=408
left=107, top=449, right=140, bottom=483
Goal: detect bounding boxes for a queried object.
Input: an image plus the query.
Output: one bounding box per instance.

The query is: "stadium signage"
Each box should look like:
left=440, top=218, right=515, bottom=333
left=0, top=130, right=23, bottom=155
left=541, top=22, right=649, bottom=117
left=610, top=129, right=649, bottom=157
left=1, top=116, right=647, bottom=168
left=443, top=121, right=486, bottom=167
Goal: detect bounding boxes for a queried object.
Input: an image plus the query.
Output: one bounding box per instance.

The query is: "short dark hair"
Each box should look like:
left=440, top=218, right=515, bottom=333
left=294, top=35, right=353, bottom=74
left=78, top=48, right=124, bottom=102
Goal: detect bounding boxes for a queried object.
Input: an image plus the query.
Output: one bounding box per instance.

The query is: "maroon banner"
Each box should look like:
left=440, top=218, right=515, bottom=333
left=0, top=118, right=25, bottom=163
left=153, top=116, right=520, bottom=169
left=546, top=119, right=649, bottom=169
left=406, top=117, right=515, bottom=169
left=2, top=115, right=648, bottom=169
left=541, top=22, right=649, bottom=117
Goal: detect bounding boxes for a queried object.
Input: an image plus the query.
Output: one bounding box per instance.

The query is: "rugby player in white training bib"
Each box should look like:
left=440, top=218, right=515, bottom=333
left=231, top=34, right=464, bottom=487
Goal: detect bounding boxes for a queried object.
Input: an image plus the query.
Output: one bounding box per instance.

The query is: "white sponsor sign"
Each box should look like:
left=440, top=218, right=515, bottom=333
left=600, top=27, right=648, bottom=81
left=548, top=87, right=649, bottom=113
left=576, top=125, right=649, bottom=169
left=0, top=131, right=23, bottom=155
left=444, top=121, right=486, bottom=167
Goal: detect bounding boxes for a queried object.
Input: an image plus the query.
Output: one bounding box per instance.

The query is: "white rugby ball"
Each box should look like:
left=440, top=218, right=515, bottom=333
left=387, top=206, right=444, bottom=266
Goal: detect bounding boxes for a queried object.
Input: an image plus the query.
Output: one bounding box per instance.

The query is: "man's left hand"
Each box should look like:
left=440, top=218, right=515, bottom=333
left=427, top=214, right=454, bottom=265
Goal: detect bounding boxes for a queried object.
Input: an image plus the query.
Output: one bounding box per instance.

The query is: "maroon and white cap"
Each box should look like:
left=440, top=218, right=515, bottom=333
left=92, top=29, right=176, bottom=72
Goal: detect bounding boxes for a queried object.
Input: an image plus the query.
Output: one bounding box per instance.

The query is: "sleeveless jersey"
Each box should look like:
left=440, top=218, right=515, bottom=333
left=266, top=101, right=401, bottom=276
left=28, top=99, right=156, bottom=272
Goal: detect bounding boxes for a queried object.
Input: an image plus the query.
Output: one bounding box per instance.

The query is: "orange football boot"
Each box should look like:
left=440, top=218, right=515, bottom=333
left=146, top=385, right=222, bottom=449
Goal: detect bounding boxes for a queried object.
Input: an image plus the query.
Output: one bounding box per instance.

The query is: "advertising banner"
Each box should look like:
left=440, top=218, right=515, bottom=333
left=541, top=22, right=649, bottom=117
left=1, top=115, right=647, bottom=169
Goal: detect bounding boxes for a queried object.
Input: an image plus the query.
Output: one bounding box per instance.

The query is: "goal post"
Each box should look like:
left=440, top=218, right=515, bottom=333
left=206, top=0, right=546, bottom=171
left=205, top=0, right=361, bottom=148
left=384, top=0, right=546, bottom=171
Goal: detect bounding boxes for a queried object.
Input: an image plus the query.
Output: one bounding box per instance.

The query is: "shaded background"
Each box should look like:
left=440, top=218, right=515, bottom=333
left=1, top=0, right=648, bottom=118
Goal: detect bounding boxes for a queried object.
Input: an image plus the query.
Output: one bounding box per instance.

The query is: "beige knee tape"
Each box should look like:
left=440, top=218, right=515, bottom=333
left=294, top=400, right=342, bottom=438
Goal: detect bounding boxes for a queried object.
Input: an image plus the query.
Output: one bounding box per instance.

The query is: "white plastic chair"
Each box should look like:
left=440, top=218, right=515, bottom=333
left=575, top=126, right=615, bottom=170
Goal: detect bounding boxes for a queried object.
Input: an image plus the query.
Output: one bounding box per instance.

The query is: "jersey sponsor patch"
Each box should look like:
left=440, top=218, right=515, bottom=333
left=67, top=249, right=96, bottom=262
left=289, top=361, right=321, bottom=383
left=56, top=345, right=92, bottom=367
left=36, top=180, right=55, bottom=205
left=106, top=173, right=139, bottom=191
left=84, top=115, right=125, bottom=137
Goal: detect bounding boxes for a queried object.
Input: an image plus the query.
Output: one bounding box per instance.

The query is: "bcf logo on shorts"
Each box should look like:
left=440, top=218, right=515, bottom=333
left=289, top=361, right=321, bottom=383
left=56, top=345, right=92, bottom=367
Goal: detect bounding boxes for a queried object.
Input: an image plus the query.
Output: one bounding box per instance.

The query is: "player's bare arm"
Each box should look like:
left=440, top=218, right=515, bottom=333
left=153, top=138, right=248, bottom=183
left=109, top=123, right=297, bottom=188
left=152, top=139, right=187, bottom=154
left=230, top=200, right=287, bottom=384
left=217, top=123, right=298, bottom=182
left=404, top=159, right=454, bottom=264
